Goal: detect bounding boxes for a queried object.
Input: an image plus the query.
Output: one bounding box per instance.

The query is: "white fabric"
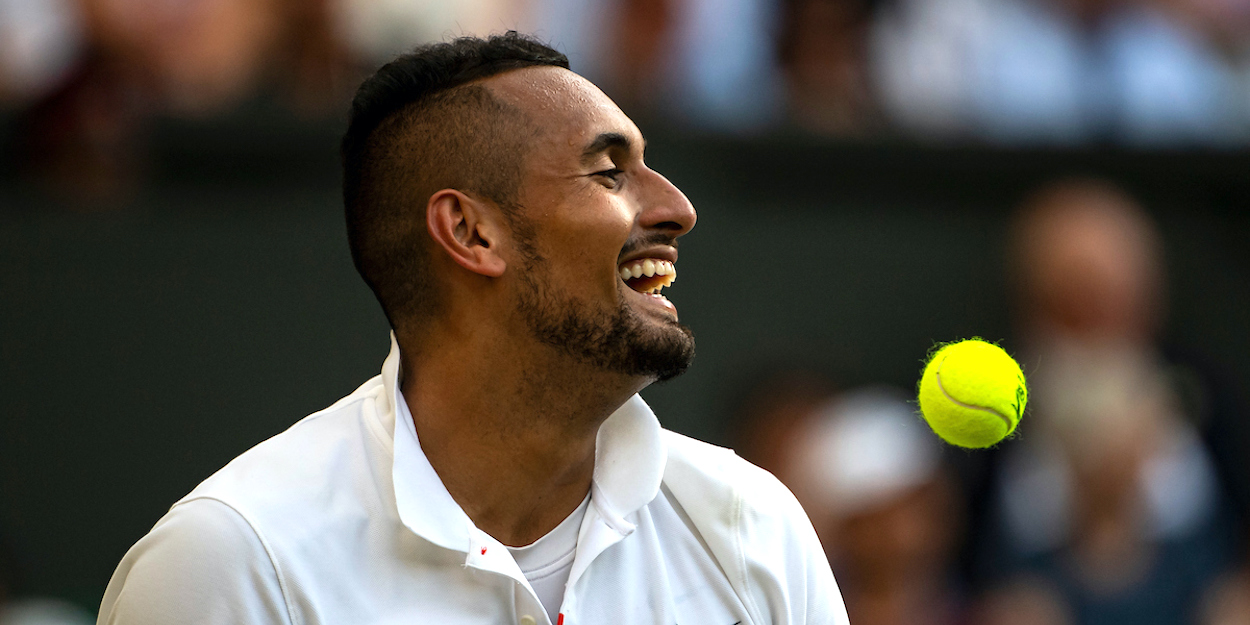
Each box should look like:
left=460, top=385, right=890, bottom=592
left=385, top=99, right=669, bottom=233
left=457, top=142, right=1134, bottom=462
left=504, top=493, right=589, bottom=625
left=98, top=334, right=847, bottom=625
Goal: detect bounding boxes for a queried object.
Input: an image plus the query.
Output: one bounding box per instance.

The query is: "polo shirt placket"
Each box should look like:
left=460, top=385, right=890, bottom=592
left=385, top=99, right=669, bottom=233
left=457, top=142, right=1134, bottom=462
left=390, top=343, right=665, bottom=625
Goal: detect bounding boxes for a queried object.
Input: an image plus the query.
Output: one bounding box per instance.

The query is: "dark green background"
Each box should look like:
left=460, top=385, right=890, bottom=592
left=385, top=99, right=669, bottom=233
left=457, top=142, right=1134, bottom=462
left=3, top=111, right=1248, bottom=611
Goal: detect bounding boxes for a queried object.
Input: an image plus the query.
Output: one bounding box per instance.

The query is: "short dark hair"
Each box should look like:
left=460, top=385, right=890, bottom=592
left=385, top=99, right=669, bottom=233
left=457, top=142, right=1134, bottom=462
left=342, top=32, right=569, bottom=333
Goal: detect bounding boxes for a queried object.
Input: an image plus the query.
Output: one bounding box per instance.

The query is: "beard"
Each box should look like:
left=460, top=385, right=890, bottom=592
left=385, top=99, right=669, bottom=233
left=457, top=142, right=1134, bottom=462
left=514, top=265, right=696, bottom=383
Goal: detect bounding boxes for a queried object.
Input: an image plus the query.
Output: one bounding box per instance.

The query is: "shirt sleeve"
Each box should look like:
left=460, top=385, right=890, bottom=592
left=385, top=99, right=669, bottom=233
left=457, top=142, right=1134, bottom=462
left=98, top=497, right=293, bottom=625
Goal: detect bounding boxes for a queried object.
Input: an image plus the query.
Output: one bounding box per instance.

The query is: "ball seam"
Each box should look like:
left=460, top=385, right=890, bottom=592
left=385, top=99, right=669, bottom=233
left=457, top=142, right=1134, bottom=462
left=934, top=359, right=1014, bottom=429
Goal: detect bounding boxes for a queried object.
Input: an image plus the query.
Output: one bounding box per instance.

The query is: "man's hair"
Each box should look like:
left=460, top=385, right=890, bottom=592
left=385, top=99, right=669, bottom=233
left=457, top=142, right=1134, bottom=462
left=342, top=32, right=568, bottom=333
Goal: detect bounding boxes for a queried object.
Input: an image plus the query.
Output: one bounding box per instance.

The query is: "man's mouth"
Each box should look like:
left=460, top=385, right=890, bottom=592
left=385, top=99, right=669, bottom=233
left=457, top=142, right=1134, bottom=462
left=618, top=258, right=676, bottom=297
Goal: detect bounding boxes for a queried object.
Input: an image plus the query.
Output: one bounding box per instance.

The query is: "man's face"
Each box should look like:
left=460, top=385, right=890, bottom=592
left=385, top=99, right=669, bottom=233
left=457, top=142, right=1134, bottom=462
left=487, top=67, right=698, bottom=382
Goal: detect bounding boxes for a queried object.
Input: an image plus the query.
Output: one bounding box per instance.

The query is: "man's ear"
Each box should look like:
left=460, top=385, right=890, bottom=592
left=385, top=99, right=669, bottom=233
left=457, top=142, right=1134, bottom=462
left=426, top=189, right=507, bottom=278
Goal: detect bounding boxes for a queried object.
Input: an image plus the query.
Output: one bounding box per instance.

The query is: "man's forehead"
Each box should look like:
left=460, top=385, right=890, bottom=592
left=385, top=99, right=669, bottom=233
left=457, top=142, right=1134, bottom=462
left=483, top=66, right=641, bottom=150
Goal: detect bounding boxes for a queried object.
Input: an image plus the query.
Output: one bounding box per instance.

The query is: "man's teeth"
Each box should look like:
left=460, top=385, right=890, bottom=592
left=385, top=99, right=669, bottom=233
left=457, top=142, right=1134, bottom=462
left=618, top=259, right=677, bottom=296
left=618, top=259, right=676, bottom=281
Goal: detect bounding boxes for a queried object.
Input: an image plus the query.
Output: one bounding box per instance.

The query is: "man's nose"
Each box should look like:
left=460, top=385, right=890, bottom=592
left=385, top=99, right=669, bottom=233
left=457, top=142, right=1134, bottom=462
left=637, top=167, right=697, bottom=237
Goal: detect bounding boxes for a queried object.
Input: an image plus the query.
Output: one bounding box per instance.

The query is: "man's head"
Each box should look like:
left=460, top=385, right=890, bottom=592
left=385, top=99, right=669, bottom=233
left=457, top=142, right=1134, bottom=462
left=1008, top=178, right=1163, bottom=342
left=343, top=32, right=567, bottom=328
left=343, top=33, right=697, bottom=383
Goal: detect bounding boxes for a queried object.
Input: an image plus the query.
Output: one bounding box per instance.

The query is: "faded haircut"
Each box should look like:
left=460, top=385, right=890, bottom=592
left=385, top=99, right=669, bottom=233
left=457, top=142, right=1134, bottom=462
left=341, top=32, right=568, bottom=333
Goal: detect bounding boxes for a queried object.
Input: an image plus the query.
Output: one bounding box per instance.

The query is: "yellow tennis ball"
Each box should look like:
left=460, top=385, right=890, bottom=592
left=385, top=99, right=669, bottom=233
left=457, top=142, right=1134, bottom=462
left=917, top=338, right=1027, bottom=448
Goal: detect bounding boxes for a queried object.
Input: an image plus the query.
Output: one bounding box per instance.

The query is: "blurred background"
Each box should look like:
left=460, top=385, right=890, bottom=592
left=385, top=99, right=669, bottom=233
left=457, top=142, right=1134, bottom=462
left=2, top=0, right=1249, bottom=623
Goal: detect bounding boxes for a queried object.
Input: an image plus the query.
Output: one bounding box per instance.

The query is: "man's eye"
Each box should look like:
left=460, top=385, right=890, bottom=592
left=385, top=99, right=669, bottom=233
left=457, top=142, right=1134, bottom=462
left=594, top=168, right=624, bottom=185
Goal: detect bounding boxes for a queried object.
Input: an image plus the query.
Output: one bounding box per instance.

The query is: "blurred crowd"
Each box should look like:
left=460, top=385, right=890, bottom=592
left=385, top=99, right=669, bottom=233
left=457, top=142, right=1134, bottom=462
left=1, top=2, right=1247, bottom=623
left=3, top=0, right=1250, bottom=199
left=0, top=538, right=92, bottom=625
left=729, top=179, right=1250, bottom=625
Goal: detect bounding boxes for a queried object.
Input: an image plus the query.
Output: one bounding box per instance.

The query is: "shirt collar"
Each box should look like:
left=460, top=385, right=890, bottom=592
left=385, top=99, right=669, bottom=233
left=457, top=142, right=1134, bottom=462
left=380, top=334, right=667, bottom=552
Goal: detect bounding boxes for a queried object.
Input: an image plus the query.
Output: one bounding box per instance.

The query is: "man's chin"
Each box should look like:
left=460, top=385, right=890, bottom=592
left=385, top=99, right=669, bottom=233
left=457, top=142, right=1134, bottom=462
left=628, top=322, right=695, bottom=383
left=515, top=277, right=694, bottom=381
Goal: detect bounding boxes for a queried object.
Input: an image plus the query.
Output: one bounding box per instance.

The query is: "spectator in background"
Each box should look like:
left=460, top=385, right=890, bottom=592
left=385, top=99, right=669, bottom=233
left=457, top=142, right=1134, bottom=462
left=730, top=379, right=969, bottom=625
left=340, top=0, right=786, bottom=130
left=10, top=0, right=352, bottom=201
left=789, top=388, right=968, bottom=625
left=971, top=179, right=1239, bottom=625
left=577, top=0, right=784, bottom=130
left=871, top=0, right=1250, bottom=144
left=7, top=0, right=792, bottom=202
left=0, top=533, right=92, bottom=625
left=0, top=0, right=84, bottom=108
left=657, top=0, right=785, bottom=130
left=1200, top=567, right=1250, bottom=625
left=335, top=0, right=532, bottom=66
left=777, top=0, right=884, bottom=137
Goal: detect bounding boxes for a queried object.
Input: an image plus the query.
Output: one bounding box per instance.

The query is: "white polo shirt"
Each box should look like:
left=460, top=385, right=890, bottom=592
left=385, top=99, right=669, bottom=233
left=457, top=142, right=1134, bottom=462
left=98, top=336, right=848, bottom=625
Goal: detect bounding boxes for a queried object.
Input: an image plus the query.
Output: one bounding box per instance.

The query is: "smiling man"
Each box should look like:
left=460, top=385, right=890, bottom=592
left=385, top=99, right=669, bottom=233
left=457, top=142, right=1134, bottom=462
left=98, top=33, right=848, bottom=625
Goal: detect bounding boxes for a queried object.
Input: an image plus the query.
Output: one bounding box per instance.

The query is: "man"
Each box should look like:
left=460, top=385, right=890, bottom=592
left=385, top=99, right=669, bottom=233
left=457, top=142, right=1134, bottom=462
left=98, top=33, right=847, bottom=625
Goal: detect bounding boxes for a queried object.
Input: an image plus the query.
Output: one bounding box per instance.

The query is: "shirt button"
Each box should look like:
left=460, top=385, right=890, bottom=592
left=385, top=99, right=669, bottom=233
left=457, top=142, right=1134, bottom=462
left=519, top=616, right=537, bottom=625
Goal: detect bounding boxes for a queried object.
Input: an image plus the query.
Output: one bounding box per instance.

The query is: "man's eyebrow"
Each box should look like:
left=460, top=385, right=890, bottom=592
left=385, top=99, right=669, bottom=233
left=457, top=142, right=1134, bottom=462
left=580, top=132, right=643, bottom=164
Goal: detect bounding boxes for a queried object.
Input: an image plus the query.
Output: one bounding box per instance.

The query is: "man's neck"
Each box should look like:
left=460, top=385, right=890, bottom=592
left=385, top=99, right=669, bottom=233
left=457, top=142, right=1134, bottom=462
left=399, top=330, right=645, bottom=547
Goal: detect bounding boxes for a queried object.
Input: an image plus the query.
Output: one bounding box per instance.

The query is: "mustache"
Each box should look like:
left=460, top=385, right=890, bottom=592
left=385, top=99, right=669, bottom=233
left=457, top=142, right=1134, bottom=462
left=618, top=234, right=679, bottom=259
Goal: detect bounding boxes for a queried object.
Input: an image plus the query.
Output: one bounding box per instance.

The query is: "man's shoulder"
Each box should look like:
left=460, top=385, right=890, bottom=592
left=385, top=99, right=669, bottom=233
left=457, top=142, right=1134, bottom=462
left=179, top=376, right=391, bottom=523
left=659, top=429, right=845, bottom=624
left=101, top=375, right=401, bottom=625
left=660, top=430, right=795, bottom=502
left=660, top=428, right=811, bottom=538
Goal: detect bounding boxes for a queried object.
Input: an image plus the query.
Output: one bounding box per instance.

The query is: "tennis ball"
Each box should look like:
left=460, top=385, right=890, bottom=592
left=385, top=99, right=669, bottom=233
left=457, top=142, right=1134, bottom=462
left=917, top=339, right=1027, bottom=448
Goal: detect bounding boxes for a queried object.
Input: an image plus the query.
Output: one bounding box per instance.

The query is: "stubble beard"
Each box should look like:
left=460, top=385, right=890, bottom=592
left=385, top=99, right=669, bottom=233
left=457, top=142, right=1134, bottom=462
left=514, top=265, right=696, bottom=383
